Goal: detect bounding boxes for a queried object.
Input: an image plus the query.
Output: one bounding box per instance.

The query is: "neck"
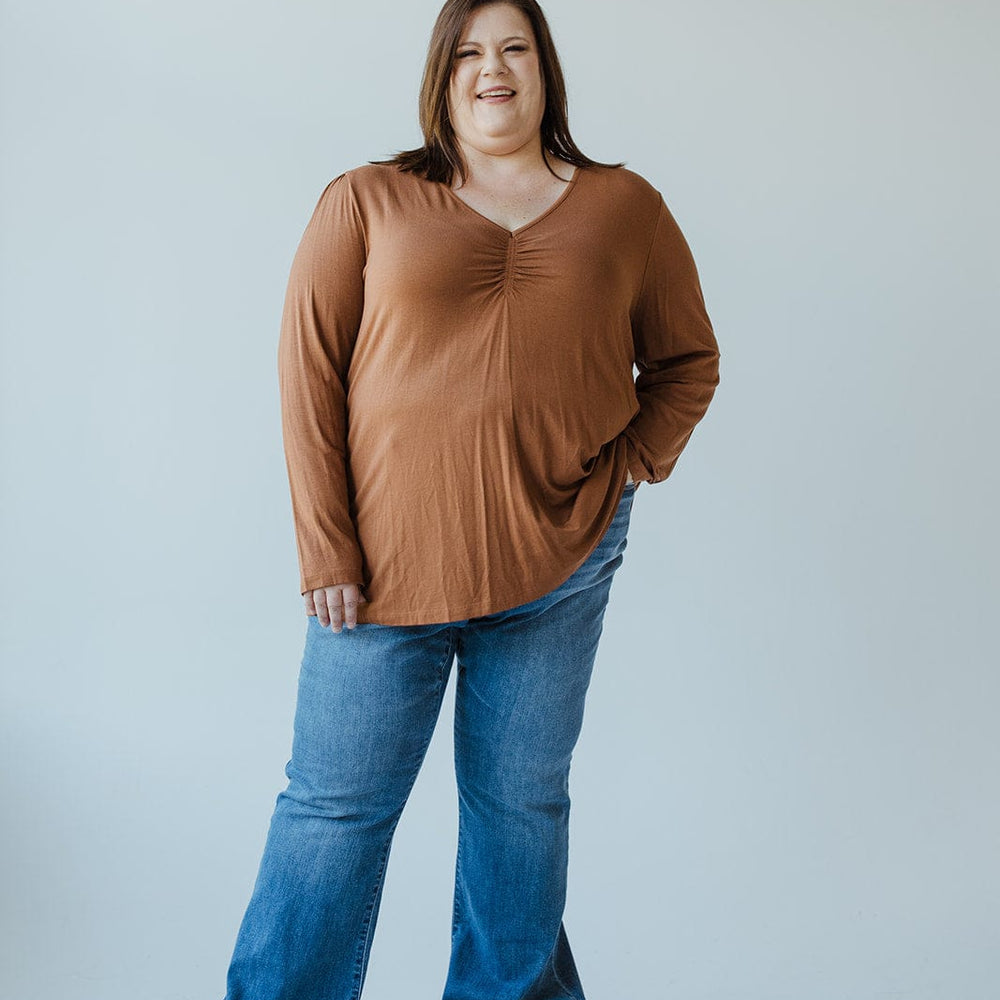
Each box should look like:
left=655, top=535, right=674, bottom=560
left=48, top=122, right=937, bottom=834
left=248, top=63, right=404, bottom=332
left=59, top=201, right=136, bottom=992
left=453, top=135, right=555, bottom=188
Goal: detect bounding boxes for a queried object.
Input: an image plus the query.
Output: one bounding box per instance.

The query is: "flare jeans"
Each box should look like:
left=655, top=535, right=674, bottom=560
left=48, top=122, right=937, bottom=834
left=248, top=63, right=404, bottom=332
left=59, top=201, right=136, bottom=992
left=222, top=482, right=636, bottom=1000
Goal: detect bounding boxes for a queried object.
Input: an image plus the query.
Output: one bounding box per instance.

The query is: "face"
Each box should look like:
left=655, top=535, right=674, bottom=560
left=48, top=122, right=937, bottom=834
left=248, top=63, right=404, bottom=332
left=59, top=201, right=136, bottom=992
left=447, top=3, right=546, bottom=161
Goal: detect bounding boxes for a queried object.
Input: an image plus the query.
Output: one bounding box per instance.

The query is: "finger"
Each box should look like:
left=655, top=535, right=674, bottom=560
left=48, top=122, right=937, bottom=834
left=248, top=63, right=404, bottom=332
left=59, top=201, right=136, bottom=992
left=326, top=590, right=345, bottom=633
left=314, top=590, right=331, bottom=628
left=304, top=591, right=317, bottom=617
left=342, top=586, right=359, bottom=629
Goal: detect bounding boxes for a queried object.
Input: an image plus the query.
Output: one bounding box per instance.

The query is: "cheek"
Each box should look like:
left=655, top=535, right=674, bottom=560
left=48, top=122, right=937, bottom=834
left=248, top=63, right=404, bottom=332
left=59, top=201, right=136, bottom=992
left=532, top=63, right=544, bottom=99
left=449, top=73, right=470, bottom=111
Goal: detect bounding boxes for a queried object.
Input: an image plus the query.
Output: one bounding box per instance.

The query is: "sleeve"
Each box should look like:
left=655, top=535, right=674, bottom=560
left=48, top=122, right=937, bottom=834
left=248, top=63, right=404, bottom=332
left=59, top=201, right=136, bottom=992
left=277, top=173, right=367, bottom=595
left=623, top=194, right=721, bottom=485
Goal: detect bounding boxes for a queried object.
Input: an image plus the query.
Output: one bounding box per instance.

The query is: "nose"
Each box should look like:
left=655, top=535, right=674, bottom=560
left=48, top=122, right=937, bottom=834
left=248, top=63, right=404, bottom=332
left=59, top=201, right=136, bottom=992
left=481, top=48, right=509, bottom=77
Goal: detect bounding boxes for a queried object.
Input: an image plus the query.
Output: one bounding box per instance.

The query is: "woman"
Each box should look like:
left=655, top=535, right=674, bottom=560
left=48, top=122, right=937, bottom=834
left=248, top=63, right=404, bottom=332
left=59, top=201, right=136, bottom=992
left=223, top=1, right=720, bottom=997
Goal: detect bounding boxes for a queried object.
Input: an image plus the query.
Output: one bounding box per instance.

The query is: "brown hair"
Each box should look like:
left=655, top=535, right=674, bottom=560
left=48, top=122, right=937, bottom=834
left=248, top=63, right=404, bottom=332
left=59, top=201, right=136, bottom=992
left=371, top=0, right=624, bottom=185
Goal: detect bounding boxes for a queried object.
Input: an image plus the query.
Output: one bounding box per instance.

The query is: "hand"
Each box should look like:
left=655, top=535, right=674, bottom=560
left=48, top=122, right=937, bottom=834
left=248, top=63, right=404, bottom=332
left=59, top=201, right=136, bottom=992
left=305, top=583, right=369, bottom=632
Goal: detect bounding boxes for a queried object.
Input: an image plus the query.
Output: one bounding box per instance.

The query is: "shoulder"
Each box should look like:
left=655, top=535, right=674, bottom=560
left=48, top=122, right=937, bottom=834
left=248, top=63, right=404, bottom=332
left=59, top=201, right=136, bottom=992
left=574, top=164, right=664, bottom=244
left=335, top=162, right=424, bottom=201
left=578, top=163, right=662, bottom=211
left=311, top=163, right=433, bottom=225
left=306, top=163, right=425, bottom=232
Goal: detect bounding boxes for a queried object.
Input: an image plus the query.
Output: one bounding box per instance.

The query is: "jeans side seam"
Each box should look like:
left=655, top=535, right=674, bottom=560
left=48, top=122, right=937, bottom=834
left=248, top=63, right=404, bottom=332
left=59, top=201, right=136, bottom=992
left=350, top=830, right=395, bottom=1000
left=349, top=632, right=456, bottom=999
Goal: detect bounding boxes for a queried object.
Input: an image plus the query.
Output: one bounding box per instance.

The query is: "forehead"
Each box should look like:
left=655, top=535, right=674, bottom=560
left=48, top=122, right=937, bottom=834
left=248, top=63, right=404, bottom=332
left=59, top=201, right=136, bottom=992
left=458, top=3, right=535, bottom=43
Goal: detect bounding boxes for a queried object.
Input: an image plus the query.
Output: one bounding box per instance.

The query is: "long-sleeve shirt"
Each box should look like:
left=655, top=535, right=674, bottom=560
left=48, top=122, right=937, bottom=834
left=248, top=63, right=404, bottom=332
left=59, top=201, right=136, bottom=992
left=277, top=161, right=720, bottom=625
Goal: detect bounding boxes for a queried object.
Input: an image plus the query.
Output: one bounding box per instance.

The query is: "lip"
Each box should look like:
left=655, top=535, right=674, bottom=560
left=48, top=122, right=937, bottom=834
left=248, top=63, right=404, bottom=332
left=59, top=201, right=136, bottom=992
left=477, top=88, right=516, bottom=101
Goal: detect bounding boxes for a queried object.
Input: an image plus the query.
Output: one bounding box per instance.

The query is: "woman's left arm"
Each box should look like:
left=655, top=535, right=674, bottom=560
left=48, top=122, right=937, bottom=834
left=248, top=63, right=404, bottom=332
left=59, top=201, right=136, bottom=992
left=623, top=195, right=721, bottom=485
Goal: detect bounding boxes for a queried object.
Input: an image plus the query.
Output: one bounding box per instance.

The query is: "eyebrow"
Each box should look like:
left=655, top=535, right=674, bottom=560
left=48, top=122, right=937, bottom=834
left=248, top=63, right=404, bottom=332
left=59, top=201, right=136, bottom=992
left=457, top=35, right=530, bottom=47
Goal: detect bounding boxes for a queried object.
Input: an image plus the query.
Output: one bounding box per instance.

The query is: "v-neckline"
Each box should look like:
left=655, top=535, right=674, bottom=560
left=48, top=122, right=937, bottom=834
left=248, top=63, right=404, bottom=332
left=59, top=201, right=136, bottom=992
left=443, top=165, right=581, bottom=237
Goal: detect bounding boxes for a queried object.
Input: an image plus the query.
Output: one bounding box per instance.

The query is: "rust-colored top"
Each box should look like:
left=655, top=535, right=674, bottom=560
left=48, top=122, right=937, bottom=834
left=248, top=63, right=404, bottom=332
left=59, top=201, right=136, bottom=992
left=277, top=161, right=720, bottom=625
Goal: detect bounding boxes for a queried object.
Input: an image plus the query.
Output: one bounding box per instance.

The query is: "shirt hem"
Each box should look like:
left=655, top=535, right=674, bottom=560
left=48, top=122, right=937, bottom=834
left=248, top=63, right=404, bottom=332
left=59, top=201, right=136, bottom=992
left=348, top=462, right=633, bottom=627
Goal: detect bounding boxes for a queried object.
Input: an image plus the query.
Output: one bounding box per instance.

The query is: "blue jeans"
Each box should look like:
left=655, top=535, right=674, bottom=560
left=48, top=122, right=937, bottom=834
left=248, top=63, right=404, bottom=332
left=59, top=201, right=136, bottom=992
left=223, top=482, right=636, bottom=1000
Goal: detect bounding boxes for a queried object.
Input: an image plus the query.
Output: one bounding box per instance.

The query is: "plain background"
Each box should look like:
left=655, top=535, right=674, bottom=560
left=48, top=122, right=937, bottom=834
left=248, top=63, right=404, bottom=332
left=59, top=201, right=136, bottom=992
left=2, top=1, right=998, bottom=998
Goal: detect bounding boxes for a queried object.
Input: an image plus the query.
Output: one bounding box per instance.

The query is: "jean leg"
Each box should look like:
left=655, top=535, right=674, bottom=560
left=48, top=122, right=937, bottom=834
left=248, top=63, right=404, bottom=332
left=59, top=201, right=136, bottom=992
left=443, top=487, right=634, bottom=1000
left=224, top=618, right=457, bottom=1000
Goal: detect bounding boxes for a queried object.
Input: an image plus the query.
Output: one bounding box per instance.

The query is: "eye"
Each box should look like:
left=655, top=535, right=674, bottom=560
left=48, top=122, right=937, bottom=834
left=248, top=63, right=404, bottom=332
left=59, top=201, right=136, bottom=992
left=456, top=50, right=478, bottom=59
left=504, top=44, right=527, bottom=52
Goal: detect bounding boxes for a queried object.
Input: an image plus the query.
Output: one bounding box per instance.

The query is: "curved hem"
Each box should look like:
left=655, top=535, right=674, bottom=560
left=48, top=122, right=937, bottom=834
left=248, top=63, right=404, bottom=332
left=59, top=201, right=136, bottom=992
left=349, top=461, right=633, bottom=627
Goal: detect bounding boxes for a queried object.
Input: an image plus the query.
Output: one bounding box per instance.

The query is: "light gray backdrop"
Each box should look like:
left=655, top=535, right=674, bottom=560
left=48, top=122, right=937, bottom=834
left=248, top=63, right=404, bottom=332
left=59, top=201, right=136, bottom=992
left=1, top=1, right=997, bottom=998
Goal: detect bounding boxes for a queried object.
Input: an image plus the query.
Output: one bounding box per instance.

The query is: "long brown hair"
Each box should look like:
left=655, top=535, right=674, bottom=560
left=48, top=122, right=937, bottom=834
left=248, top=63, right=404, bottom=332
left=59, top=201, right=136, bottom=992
left=371, top=0, right=624, bottom=185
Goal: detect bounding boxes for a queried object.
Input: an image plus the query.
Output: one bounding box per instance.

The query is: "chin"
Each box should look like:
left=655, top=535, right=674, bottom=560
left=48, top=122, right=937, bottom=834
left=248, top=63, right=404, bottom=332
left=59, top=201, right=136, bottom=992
left=478, top=124, right=538, bottom=142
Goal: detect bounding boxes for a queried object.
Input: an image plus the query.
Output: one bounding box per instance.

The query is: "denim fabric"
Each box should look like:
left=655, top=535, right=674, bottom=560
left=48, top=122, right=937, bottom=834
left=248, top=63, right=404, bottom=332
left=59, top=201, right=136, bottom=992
left=223, top=482, right=636, bottom=1000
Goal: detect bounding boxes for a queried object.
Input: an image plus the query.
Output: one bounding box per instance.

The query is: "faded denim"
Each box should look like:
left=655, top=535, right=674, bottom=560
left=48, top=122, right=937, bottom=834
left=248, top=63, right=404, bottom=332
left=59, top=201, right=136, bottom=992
left=223, top=482, right=636, bottom=1000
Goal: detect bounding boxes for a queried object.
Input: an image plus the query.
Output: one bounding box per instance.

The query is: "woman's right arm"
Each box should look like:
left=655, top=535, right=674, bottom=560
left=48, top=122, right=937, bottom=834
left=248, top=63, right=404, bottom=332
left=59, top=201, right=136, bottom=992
left=277, top=173, right=368, bottom=626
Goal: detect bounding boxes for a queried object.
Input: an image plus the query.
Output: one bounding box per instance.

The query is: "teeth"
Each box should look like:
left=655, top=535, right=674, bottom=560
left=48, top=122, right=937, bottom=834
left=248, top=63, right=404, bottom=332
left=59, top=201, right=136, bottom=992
left=479, top=89, right=514, bottom=97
